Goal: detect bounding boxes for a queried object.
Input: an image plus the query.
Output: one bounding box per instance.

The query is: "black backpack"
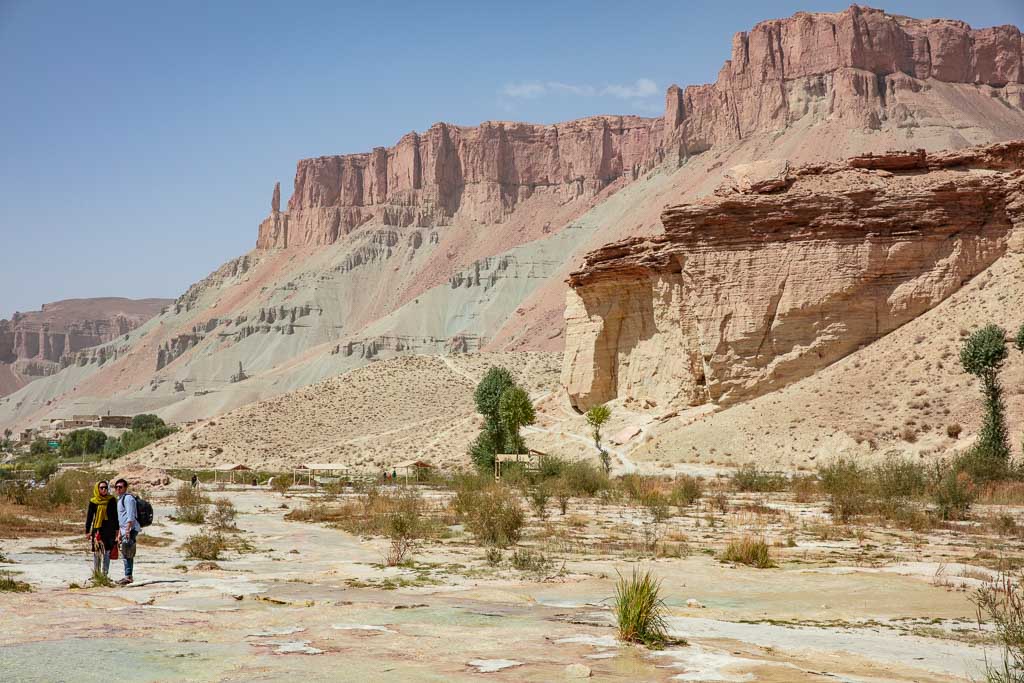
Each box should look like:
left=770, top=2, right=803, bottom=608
left=127, top=494, right=154, bottom=528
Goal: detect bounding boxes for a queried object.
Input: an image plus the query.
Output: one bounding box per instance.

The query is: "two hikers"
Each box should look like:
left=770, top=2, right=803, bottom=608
left=85, top=480, right=118, bottom=576
left=86, top=478, right=141, bottom=584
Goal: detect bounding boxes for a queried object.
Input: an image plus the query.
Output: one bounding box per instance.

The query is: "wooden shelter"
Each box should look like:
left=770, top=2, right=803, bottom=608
left=213, top=463, right=252, bottom=484
left=293, top=463, right=351, bottom=487
left=493, top=449, right=545, bottom=479
left=393, top=459, right=433, bottom=483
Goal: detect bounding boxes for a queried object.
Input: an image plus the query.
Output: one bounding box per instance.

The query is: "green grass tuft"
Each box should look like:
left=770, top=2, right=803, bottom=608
left=721, top=536, right=776, bottom=568
left=614, top=567, right=670, bottom=648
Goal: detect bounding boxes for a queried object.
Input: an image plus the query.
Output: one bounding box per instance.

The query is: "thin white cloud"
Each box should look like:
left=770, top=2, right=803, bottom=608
left=500, top=78, right=659, bottom=101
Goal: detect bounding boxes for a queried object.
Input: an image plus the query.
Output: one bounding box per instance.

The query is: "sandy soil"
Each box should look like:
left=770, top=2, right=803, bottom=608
left=132, top=353, right=563, bottom=470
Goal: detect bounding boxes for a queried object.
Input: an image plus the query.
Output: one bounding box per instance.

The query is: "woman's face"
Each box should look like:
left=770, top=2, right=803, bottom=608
left=97, top=482, right=109, bottom=495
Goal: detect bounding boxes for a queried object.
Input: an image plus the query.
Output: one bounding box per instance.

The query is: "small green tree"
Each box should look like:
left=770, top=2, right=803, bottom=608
left=29, top=437, right=50, bottom=457
left=468, top=367, right=517, bottom=472
left=585, top=404, right=612, bottom=474
left=131, top=414, right=166, bottom=432
left=59, top=429, right=107, bottom=458
left=960, top=324, right=1010, bottom=463
left=499, top=385, right=535, bottom=454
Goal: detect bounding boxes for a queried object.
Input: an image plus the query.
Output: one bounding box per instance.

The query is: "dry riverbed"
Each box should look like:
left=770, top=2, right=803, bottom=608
left=1, top=484, right=1018, bottom=682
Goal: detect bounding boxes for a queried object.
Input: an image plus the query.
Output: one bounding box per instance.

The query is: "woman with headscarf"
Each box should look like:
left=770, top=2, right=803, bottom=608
left=85, top=480, right=118, bottom=576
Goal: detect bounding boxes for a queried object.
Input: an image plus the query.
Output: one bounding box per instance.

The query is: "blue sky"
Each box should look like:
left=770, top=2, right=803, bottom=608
left=1, top=1, right=1022, bottom=318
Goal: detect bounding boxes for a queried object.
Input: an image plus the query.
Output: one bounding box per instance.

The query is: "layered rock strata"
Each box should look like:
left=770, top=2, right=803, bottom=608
left=562, top=141, right=1024, bottom=411
left=256, top=117, right=665, bottom=248
left=0, top=298, right=170, bottom=396
left=663, top=5, right=1024, bottom=155
left=258, top=6, right=1024, bottom=253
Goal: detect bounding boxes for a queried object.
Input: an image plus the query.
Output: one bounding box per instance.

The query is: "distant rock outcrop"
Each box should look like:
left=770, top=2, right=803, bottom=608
left=0, top=298, right=169, bottom=397
left=562, top=141, right=1024, bottom=411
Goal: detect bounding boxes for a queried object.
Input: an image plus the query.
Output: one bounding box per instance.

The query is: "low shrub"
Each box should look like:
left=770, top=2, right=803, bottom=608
left=174, top=483, right=210, bottom=524
left=485, top=547, right=503, bottom=566
left=819, top=458, right=870, bottom=522
left=560, top=461, right=609, bottom=497
left=528, top=484, right=550, bottom=520
left=971, top=574, right=1024, bottom=683
left=463, top=485, right=525, bottom=548
left=269, top=476, right=291, bottom=494
left=90, top=568, right=114, bottom=587
left=0, top=570, right=30, bottom=592
left=182, top=532, right=226, bottom=561
left=731, top=464, right=787, bottom=493
left=932, top=467, right=975, bottom=521
left=208, top=498, right=237, bottom=530
left=642, top=491, right=671, bottom=522
left=669, top=476, right=702, bottom=508
left=554, top=479, right=571, bottom=515
left=720, top=536, right=775, bottom=568
left=510, top=548, right=553, bottom=576
left=614, top=568, right=668, bottom=648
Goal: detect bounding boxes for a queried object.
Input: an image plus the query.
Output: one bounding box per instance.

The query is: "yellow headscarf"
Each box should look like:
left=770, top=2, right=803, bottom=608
left=90, top=481, right=112, bottom=530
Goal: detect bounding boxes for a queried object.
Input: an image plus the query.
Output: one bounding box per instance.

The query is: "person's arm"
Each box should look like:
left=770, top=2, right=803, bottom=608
left=123, top=495, right=137, bottom=532
left=85, top=501, right=95, bottom=536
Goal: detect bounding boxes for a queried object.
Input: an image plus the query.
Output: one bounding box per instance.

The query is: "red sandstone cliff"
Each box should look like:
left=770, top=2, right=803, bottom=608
left=257, top=5, right=1023, bottom=253
left=0, top=298, right=170, bottom=396
left=663, top=5, right=1024, bottom=154
left=256, top=116, right=665, bottom=248
left=562, top=141, right=1024, bottom=411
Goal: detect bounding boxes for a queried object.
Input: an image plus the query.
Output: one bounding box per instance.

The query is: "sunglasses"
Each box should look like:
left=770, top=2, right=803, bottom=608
left=98, top=485, right=108, bottom=490
left=114, top=484, right=125, bottom=489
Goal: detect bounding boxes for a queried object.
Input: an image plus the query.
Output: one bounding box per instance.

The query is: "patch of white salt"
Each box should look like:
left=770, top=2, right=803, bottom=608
left=555, top=634, right=619, bottom=647
left=650, top=644, right=757, bottom=682
left=331, top=623, right=395, bottom=633
left=467, top=659, right=523, bottom=673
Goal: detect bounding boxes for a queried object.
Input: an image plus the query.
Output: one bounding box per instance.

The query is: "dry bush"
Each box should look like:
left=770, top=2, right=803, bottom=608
left=528, top=484, right=550, bottom=520
left=462, top=484, right=525, bottom=548
left=0, top=570, right=31, bottom=593
left=269, top=476, right=291, bottom=494
left=669, top=476, right=702, bottom=508
left=980, top=482, right=1024, bottom=506
left=208, top=498, right=237, bottom=530
left=510, top=548, right=554, bottom=577
left=721, top=536, right=775, bottom=568
left=285, top=501, right=347, bottom=523
left=731, top=464, right=787, bottom=493
left=790, top=474, right=821, bottom=503
left=182, top=532, right=226, bottom=561
left=972, top=574, right=1024, bottom=683
left=174, top=483, right=210, bottom=524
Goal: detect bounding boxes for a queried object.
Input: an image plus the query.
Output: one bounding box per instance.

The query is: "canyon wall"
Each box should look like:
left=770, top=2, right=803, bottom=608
left=562, top=142, right=1024, bottom=411
left=258, top=6, right=1024, bottom=253
left=256, top=116, right=666, bottom=248
left=663, top=5, right=1024, bottom=155
left=0, top=298, right=170, bottom=394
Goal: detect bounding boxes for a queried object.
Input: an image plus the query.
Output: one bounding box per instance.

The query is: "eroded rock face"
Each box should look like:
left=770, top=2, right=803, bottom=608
left=562, top=141, right=1024, bottom=411
left=0, top=298, right=170, bottom=397
left=662, top=5, right=1024, bottom=155
left=256, top=117, right=666, bottom=248
left=257, top=6, right=1024, bottom=253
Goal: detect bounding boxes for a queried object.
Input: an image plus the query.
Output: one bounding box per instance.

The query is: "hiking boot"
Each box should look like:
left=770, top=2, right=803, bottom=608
left=116, top=577, right=133, bottom=586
